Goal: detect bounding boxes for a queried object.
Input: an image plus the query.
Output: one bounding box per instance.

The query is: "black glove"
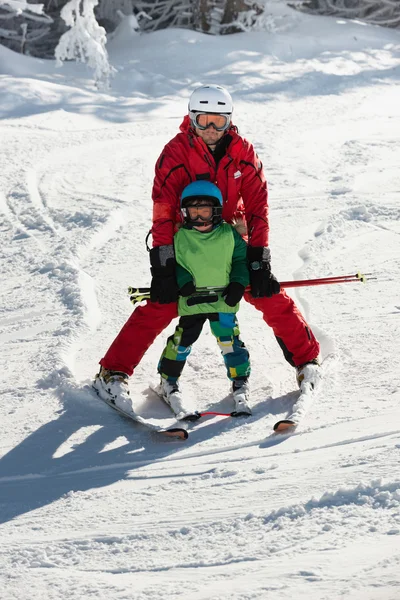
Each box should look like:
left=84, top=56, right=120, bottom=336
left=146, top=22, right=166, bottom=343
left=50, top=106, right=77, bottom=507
left=150, top=245, right=179, bottom=304
left=222, top=281, right=246, bottom=307
left=247, top=246, right=281, bottom=298
left=180, top=281, right=196, bottom=297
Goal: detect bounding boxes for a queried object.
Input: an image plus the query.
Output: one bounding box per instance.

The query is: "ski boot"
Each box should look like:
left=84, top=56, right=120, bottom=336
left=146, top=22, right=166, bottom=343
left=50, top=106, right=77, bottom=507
left=159, top=378, right=200, bottom=422
left=296, top=358, right=321, bottom=391
left=231, top=380, right=252, bottom=417
left=93, top=367, right=133, bottom=413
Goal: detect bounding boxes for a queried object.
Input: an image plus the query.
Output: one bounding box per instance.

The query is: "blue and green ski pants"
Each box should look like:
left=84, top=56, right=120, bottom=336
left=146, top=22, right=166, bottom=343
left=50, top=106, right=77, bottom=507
left=158, top=312, right=250, bottom=384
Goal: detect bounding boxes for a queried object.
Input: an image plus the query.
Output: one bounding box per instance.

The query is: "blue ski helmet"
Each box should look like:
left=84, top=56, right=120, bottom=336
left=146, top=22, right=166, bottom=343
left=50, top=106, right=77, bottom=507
left=180, top=181, right=223, bottom=227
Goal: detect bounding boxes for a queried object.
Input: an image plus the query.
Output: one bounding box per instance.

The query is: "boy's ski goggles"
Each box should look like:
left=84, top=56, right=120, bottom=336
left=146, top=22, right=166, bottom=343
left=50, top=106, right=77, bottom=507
left=186, top=205, right=213, bottom=220
left=190, top=111, right=231, bottom=131
left=181, top=202, right=223, bottom=224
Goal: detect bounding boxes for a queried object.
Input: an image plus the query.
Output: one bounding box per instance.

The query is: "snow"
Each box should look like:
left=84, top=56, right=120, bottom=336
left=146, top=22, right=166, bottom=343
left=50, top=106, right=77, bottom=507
left=1, top=2, right=400, bottom=598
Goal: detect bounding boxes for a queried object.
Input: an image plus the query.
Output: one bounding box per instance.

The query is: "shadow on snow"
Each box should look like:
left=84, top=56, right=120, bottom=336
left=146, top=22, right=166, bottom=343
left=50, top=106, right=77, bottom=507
left=0, top=385, right=297, bottom=524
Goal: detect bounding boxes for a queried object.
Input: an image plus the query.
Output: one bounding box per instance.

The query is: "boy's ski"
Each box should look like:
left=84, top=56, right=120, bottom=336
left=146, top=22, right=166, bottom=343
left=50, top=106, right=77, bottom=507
left=93, top=387, right=188, bottom=440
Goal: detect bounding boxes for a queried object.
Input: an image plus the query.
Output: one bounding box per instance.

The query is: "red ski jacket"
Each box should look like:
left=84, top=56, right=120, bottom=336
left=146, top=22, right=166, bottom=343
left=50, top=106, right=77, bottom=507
left=151, top=116, right=269, bottom=248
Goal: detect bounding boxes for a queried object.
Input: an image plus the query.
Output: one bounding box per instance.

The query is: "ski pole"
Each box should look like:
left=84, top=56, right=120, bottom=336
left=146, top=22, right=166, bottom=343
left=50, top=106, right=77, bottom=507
left=278, top=272, right=376, bottom=288
left=128, top=272, right=374, bottom=305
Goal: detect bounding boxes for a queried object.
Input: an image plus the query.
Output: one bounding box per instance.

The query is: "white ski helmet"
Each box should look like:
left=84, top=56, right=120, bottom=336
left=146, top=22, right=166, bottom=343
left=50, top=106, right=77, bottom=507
left=188, top=85, right=233, bottom=131
left=189, top=84, right=233, bottom=113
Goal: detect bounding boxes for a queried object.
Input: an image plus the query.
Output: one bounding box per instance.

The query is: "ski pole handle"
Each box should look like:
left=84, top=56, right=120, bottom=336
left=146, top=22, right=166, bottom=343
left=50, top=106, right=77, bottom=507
left=127, top=286, right=221, bottom=305
left=128, top=272, right=373, bottom=305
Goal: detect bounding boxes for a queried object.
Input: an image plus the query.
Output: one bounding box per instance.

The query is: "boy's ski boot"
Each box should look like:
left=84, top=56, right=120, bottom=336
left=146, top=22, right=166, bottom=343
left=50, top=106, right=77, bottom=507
left=93, top=367, right=133, bottom=413
left=231, top=380, right=252, bottom=417
left=159, top=378, right=200, bottom=422
left=295, top=358, right=321, bottom=391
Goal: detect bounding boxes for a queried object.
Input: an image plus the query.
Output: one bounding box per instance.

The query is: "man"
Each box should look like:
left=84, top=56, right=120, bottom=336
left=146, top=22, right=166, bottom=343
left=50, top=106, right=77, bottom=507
left=94, top=84, right=320, bottom=408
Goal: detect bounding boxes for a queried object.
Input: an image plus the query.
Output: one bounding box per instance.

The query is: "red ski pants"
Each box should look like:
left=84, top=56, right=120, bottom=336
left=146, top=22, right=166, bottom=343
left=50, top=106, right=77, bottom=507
left=100, top=290, right=320, bottom=376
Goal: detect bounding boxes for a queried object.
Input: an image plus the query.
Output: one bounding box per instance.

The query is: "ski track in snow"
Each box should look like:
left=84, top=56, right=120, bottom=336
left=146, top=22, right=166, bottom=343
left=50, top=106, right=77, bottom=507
left=1, top=7, right=400, bottom=600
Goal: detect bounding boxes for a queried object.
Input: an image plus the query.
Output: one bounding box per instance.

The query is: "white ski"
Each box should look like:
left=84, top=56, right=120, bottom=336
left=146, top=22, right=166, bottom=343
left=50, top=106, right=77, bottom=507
left=273, top=354, right=336, bottom=434
left=273, top=380, right=315, bottom=433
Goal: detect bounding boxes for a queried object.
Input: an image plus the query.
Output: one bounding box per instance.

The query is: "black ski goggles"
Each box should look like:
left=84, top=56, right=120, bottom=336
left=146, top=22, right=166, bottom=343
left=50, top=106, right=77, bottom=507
left=190, top=111, right=231, bottom=132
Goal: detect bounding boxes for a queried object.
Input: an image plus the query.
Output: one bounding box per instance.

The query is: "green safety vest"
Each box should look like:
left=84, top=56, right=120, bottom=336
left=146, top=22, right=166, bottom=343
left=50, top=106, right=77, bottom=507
left=174, top=223, right=248, bottom=316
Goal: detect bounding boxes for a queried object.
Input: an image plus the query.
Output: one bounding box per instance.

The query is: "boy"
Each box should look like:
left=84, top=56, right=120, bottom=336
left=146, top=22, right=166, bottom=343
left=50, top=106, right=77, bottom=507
left=156, top=180, right=251, bottom=420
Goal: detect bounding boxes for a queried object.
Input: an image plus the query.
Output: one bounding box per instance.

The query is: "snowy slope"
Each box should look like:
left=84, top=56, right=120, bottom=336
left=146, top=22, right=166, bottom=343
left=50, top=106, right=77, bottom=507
left=1, top=3, right=400, bottom=599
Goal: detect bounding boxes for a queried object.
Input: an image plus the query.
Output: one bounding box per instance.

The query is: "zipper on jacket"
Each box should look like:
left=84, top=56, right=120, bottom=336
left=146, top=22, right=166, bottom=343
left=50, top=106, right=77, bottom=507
left=223, top=156, right=233, bottom=171
left=203, top=152, right=215, bottom=170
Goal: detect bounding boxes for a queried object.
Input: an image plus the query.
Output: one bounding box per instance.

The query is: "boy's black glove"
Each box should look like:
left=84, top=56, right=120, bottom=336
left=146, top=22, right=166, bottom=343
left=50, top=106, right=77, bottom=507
left=247, top=246, right=280, bottom=298
left=180, top=281, right=196, bottom=297
left=222, top=282, right=246, bottom=307
left=149, top=245, right=179, bottom=304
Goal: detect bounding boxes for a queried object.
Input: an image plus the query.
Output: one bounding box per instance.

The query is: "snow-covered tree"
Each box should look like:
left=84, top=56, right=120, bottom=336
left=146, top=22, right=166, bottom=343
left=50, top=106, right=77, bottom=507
left=2, top=0, right=398, bottom=66
left=126, top=0, right=192, bottom=31
left=0, top=0, right=52, bottom=53
left=292, top=0, right=400, bottom=28
left=129, top=0, right=259, bottom=33
left=55, top=0, right=113, bottom=86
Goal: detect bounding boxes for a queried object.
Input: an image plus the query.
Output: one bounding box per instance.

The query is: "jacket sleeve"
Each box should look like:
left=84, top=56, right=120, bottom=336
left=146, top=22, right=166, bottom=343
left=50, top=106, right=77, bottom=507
left=151, top=141, right=192, bottom=248
left=238, top=140, right=269, bottom=248
left=230, top=228, right=250, bottom=287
